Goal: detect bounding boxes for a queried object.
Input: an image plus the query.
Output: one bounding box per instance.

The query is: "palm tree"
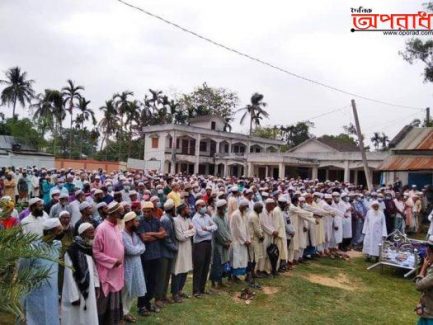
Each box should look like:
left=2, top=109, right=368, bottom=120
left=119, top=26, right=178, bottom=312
left=380, top=132, right=390, bottom=150
left=370, top=132, right=381, bottom=151
left=31, top=91, right=54, bottom=138
left=114, top=91, right=134, bottom=161
left=98, top=99, right=119, bottom=151
left=237, top=92, right=269, bottom=136
left=0, top=67, right=35, bottom=118
left=62, top=80, right=84, bottom=158
left=75, top=97, right=96, bottom=158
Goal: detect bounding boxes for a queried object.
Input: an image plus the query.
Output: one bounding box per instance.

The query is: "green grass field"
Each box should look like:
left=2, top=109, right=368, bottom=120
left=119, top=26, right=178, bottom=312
left=133, top=253, right=419, bottom=325
left=0, top=253, right=419, bottom=325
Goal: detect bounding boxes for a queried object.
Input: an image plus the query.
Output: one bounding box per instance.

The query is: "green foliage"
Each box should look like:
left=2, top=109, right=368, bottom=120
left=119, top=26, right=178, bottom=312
left=280, top=121, right=315, bottom=148
left=251, top=125, right=280, bottom=139
left=46, top=127, right=99, bottom=158
left=237, top=92, right=268, bottom=136
left=0, top=118, right=46, bottom=150
left=0, top=227, right=61, bottom=320
left=370, top=132, right=390, bottom=151
left=178, top=82, right=239, bottom=120
left=0, top=67, right=35, bottom=118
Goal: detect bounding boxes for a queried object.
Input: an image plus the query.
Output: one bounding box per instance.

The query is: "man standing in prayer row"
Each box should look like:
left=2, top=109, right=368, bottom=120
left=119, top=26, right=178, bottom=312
left=92, top=201, right=125, bottom=325
left=172, top=203, right=195, bottom=302
left=137, top=201, right=166, bottom=315
left=192, top=199, right=217, bottom=297
left=157, top=199, right=179, bottom=306
left=21, top=218, right=63, bottom=325
left=62, top=222, right=99, bottom=325
left=21, top=198, right=47, bottom=236
left=248, top=202, right=265, bottom=279
left=230, top=199, right=251, bottom=281
left=122, top=212, right=147, bottom=323
left=210, top=199, right=231, bottom=288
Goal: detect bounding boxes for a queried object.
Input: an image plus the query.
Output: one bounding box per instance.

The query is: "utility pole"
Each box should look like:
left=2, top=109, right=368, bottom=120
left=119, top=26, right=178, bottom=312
left=426, top=107, right=431, bottom=126
left=351, top=99, right=373, bottom=191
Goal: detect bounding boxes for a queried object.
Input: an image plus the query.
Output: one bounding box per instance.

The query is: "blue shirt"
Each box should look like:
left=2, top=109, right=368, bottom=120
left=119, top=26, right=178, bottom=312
left=137, top=216, right=161, bottom=261
left=192, top=212, right=218, bottom=243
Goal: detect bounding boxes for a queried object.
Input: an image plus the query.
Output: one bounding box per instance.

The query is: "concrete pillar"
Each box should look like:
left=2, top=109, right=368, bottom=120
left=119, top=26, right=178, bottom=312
left=354, top=170, right=359, bottom=186
left=205, top=163, right=209, bottom=175
left=224, top=162, right=228, bottom=177
left=214, top=164, right=218, bottom=176
left=312, top=165, right=318, bottom=180
left=344, top=160, right=350, bottom=183
left=247, top=162, right=253, bottom=177
left=278, top=162, right=285, bottom=179
left=194, top=134, right=201, bottom=174
left=325, top=168, right=329, bottom=181
left=265, top=165, right=269, bottom=178
left=215, top=140, right=220, bottom=154
left=170, top=131, right=176, bottom=174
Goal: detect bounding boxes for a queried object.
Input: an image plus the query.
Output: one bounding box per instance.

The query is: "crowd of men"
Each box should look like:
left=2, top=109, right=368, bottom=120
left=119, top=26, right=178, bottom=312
left=0, top=166, right=432, bottom=325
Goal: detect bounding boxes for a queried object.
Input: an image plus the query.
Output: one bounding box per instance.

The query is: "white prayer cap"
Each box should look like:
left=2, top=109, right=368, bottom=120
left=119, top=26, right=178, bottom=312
left=150, top=196, right=159, bottom=202
left=51, top=189, right=61, bottom=196
left=195, top=199, right=206, bottom=207
left=371, top=200, right=380, bottom=206
left=120, top=201, right=130, bottom=208
left=217, top=191, right=225, bottom=198
left=96, top=202, right=107, bottom=209
left=261, top=192, right=269, bottom=197
left=239, top=199, right=249, bottom=207
left=244, top=189, right=253, bottom=195
left=59, top=192, right=69, bottom=199
left=29, top=197, right=42, bottom=207
left=123, top=211, right=137, bottom=223
left=79, top=201, right=92, bottom=211
left=254, top=202, right=263, bottom=209
left=78, top=222, right=94, bottom=235
left=231, top=186, right=239, bottom=192
left=216, top=199, right=227, bottom=208
left=265, top=198, right=275, bottom=204
left=277, top=196, right=287, bottom=203
left=206, top=185, right=212, bottom=190
left=94, top=189, right=103, bottom=195
left=43, top=218, right=61, bottom=230
left=371, top=192, right=378, bottom=196
left=331, top=192, right=340, bottom=197
left=298, top=197, right=306, bottom=202
left=324, top=194, right=333, bottom=199
left=164, top=199, right=175, bottom=210
left=58, top=210, right=70, bottom=218
left=128, top=190, right=137, bottom=196
left=313, top=192, right=322, bottom=197
left=141, top=201, right=154, bottom=210
left=341, top=193, right=347, bottom=198
left=75, top=190, right=83, bottom=197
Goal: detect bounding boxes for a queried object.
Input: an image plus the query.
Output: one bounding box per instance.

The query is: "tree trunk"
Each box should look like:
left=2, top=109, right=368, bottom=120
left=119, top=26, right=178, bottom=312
left=249, top=114, right=253, bottom=136
left=69, top=105, right=73, bottom=159
left=12, top=99, right=16, bottom=119
left=100, top=134, right=107, bottom=151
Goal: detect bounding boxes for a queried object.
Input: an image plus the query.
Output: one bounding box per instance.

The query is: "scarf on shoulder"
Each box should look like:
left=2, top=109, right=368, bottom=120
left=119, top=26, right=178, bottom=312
left=67, top=236, right=93, bottom=309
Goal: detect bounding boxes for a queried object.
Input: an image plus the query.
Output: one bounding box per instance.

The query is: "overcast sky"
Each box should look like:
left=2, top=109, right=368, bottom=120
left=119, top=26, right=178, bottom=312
left=0, top=0, right=431, bottom=141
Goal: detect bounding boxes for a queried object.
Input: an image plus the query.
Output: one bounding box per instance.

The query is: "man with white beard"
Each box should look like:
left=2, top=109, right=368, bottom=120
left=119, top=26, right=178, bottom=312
left=303, top=193, right=330, bottom=256
left=289, top=197, right=316, bottom=264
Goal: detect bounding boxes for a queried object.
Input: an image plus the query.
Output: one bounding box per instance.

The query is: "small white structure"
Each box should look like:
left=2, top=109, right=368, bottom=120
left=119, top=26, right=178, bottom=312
left=0, top=135, right=54, bottom=168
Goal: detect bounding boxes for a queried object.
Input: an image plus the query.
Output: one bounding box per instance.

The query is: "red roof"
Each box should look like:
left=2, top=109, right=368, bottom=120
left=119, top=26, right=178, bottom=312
left=379, top=155, right=433, bottom=171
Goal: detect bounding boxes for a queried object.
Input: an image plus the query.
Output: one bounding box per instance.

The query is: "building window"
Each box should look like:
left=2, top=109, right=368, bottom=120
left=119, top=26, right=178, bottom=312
left=200, top=141, right=207, bottom=152
left=211, top=121, right=216, bottom=130
left=151, top=137, right=159, bottom=148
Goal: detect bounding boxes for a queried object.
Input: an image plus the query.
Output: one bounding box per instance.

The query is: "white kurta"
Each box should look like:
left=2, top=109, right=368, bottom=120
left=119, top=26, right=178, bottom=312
left=61, top=252, right=99, bottom=325
left=230, top=209, right=250, bottom=269
left=341, top=201, right=353, bottom=239
left=227, top=196, right=239, bottom=220
left=69, top=200, right=82, bottom=227
left=173, top=216, right=195, bottom=275
left=331, top=202, right=344, bottom=245
left=362, top=209, right=387, bottom=257
left=273, top=206, right=288, bottom=261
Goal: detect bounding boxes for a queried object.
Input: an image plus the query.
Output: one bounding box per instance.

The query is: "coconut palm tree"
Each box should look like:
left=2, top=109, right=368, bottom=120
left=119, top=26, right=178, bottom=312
left=223, top=117, right=233, bottom=132
left=98, top=99, right=119, bottom=151
left=62, top=80, right=84, bottom=158
left=380, top=132, right=390, bottom=150
left=114, top=91, right=134, bottom=161
left=75, top=97, right=96, bottom=129
left=31, top=91, right=54, bottom=138
left=370, top=132, right=381, bottom=151
left=237, top=92, right=269, bottom=136
left=0, top=67, right=35, bottom=118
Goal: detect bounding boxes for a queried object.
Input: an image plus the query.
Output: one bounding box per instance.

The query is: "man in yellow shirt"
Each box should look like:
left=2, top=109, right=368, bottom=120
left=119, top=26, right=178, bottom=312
left=167, top=182, right=181, bottom=207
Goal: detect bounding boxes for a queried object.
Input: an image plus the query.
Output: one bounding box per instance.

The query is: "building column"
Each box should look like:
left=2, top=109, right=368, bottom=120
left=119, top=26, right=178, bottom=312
left=278, top=162, right=285, bottom=179
left=194, top=134, right=201, bottom=174
left=265, top=165, right=269, bottom=178
left=170, top=131, right=176, bottom=174
left=224, top=162, right=228, bottom=177
left=215, top=140, right=220, bottom=154
left=311, top=165, right=318, bottom=180
left=205, top=163, right=209, bottom=175
left=344, top=160, right=350, bottom=183
left=325, top=168, right=329, bottom=181
left=247, top=162, right=253, bottom=177
left=354, top=169, right=359, bottom=186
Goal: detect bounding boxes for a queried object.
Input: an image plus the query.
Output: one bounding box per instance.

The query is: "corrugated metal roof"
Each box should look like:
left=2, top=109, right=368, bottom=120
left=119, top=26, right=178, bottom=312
left=393, top=127, right=433, bottom=150
left=379, top=155, right=433, bottom=171
left=0, top=135, right=36, bottom=151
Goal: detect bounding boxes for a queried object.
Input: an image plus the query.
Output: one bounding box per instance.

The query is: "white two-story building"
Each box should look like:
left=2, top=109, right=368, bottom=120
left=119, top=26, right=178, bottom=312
left=142, top=115, right=284, bottom=177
